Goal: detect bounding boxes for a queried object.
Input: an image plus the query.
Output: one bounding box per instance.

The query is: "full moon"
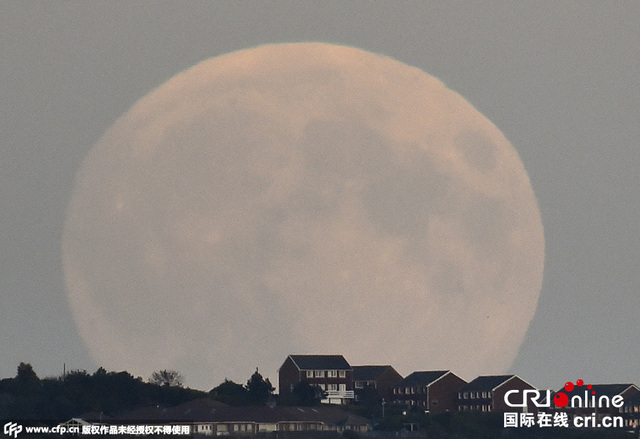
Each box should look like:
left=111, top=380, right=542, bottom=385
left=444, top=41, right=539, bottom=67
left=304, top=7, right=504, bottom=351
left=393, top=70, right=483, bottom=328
left=63, top=43, right=544, bottom=390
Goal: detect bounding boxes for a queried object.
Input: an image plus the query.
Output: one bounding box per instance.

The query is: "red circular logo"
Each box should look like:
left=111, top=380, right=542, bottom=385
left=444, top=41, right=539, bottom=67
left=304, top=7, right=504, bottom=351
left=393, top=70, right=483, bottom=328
left=554, top=392, right=569, bottom=408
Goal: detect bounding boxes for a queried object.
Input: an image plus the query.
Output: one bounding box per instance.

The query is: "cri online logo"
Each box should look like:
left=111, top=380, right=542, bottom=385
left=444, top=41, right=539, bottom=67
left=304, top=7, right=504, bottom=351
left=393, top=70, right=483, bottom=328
left=554, top=379, right=592, bottom=408
left=504, top=379, right=625, bottom=409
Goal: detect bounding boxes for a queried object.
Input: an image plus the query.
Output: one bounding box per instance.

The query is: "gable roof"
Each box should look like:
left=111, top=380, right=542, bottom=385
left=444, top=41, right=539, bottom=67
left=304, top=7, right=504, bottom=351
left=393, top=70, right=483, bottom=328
left=288, top=355, right=351, bottom=371
left=395, top=371, right=450, bottom=387
left=353, top=365, right=396, bottom=382
left=458, top=375, right=526, bottom=392
left=625, top=391, right=640, bottom=406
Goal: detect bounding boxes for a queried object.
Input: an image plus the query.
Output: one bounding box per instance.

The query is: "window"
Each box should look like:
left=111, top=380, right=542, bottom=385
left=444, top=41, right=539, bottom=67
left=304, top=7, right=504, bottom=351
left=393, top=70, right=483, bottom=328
left=306, top=370, right=313, bottom=378
left=327, top=384, right=337, bottom=391
left=355, top=381, right=364, bottom=389
left=328, top=370, right=337, bottom=378
left=338, top=370, right=346, bottom=378
left=339, top=384, right=346, bottom=392
left=463, top=392, right=469, bottom=400
left=318, top=384, right=326, bottom=390
left=315, top=370, right=324, bottom=378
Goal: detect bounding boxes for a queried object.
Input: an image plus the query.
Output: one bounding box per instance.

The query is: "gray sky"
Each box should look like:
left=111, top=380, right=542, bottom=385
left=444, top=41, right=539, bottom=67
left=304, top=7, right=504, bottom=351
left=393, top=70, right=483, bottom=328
left=1, top=2, right=638, bottom=391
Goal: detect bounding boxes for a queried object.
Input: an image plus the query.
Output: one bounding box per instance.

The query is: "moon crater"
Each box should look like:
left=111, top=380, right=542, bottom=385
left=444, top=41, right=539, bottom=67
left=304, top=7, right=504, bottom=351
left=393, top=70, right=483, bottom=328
left=63, top=43, right=544, bottom=389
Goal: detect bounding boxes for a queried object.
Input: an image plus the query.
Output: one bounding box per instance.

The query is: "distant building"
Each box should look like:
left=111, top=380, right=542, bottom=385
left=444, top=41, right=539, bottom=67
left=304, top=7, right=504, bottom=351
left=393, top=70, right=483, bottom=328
left=278, top=354, right=354, bottom=404
left=392, top=370, right=466, bottom=413
left=456, top=375, right=536, bottom=413
left=352, top=365, right=403, bottom=403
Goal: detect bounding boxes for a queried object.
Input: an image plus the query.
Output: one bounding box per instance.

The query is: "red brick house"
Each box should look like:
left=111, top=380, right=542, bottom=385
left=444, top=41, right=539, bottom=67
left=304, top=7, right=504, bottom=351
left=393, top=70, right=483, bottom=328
left=456, top=375, right=536, bottom=413
left=352, top=365, right=403, bottom=403
left=278, top=355, right=354, bottom=404
left=391, top=370, right=466, bottom=413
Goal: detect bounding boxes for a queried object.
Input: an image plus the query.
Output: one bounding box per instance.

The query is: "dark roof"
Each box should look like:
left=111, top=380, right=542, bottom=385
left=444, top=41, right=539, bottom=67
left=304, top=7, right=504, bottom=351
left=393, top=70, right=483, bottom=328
left=625, top=391, right=640, bottom=406
left=116, top=399, right=229, bottom=422
left=395, top=371, right=449, bottom=387
left=289, top=355, right=351, bottom=370
left=167, top=398, right=234, bottom=422
left=117, top=405, right=174, bottom=422
left=458, top=375, right=520, bottom=392
left=111, top=398, right=369, bottom=426
left=559, top=383, right=639, bottom=399
left=353, top=365, right=396, bottom=382
left=276, top=406, right=369, bottom=426
left=75, top=412, right=113, bottom=422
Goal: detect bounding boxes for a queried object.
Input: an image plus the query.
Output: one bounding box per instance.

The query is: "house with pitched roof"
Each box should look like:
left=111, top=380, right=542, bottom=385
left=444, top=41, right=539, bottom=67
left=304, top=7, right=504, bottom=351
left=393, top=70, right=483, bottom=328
left=278, top=355, right=354, bottom=404
left=391, top=370, right=466, bottom=413
left=352, top=365, right=403, bottom=403
left=456, top=375, right=536, bottom=413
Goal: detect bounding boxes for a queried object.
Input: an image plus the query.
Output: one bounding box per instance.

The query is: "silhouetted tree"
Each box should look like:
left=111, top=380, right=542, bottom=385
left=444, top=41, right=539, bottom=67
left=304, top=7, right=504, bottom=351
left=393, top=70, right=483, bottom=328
left=357, top=384, right=382, bottom=409
left=292, top=380, right=325, bottom=406
left=0, top=365, right=205, bottom=420
left=209, top=379, right=248, bottom=405
left=17, top=362, right=39, bottom=384
left=149, top=369, right=184, bottom=387
left=245, top=368, right=274, bottom=406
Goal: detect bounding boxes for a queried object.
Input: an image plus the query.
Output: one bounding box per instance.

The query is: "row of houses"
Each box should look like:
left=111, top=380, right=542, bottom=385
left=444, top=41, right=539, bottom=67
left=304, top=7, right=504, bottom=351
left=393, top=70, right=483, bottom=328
left=278, top=354, right=527, bottom=411
left=70, top=354, right=639, bottom=436
left=72, top=398, right=371, bottom=436
left=278, top=354, right=640, bottom=431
